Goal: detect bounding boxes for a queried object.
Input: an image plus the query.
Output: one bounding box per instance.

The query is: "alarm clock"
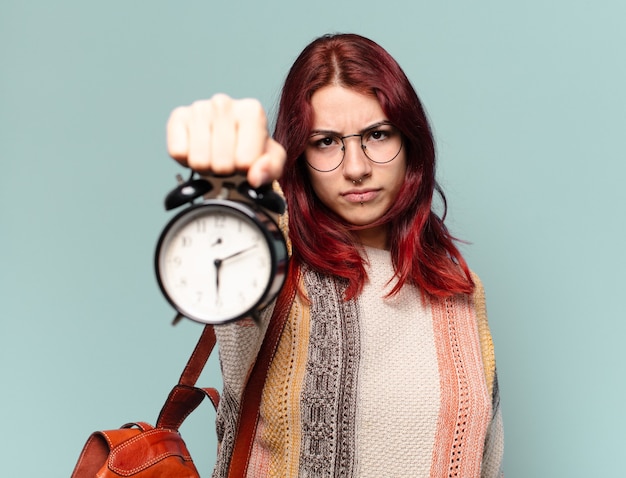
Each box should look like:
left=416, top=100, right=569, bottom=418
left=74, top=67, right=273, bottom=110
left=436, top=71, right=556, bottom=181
left=155, top=173, right=288, bottom=325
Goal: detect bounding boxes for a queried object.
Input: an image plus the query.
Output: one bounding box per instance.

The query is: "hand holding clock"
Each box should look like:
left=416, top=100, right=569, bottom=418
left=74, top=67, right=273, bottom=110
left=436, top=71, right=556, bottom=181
left=166, top=94, right=287, bottom=186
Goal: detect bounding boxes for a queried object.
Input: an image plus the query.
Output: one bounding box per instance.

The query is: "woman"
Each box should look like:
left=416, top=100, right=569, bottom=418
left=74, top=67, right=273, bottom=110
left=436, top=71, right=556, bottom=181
left=167, top=33, right=504, bottom=478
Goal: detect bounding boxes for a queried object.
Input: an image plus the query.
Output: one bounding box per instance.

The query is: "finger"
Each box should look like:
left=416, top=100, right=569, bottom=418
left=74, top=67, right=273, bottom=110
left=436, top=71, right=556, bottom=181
left=166, top=106, right=191, bottom=166
left=248, top=138, right=287, bottom=188
left=209, top=94, right=237, bottom=176
left=187, top=100, right=214, bottom=172
left=233, top=98, right=268, bottom=171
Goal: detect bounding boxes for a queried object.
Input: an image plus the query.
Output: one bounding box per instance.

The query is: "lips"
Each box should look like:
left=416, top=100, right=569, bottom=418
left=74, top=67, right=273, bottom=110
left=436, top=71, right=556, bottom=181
left=341, top=188, right=380, bottom=203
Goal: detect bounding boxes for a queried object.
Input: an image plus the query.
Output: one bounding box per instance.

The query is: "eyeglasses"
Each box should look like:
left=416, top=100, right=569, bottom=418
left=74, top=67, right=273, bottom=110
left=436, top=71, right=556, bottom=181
left=305, top=121, right=403, bottom=172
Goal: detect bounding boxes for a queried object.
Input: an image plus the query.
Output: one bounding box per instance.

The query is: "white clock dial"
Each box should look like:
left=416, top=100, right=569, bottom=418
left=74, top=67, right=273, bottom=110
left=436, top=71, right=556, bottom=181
left=157, top=202, right=276, bottom=324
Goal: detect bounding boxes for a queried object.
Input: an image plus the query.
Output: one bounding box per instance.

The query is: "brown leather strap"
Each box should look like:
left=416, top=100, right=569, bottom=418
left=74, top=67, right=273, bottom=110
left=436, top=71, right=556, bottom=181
left=157, top=286, right=293, bottom=476
left=156, top=325, right=219, bottom=430
left=156, top=384, right=207, bottom=430
left=179, top=325, right=217, bottom=386
left=200, top=386, right=221, bottom=410
left=227, top=283, right=296, bottom=478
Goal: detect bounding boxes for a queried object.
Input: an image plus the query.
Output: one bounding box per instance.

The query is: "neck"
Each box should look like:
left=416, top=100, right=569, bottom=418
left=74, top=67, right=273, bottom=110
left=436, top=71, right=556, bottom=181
left=355, top=225, right=389, bottom=250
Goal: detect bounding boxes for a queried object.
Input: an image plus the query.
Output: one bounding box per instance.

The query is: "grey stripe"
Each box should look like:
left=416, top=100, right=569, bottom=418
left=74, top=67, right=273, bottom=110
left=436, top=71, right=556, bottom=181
left=300, top=269, right=360, bottom=477
left=212, top=384, right=239, bottom=478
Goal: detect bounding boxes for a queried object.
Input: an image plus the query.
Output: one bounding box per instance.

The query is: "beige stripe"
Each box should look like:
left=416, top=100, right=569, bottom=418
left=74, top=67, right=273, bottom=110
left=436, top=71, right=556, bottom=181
left=356, top=247, right=440, bottom=476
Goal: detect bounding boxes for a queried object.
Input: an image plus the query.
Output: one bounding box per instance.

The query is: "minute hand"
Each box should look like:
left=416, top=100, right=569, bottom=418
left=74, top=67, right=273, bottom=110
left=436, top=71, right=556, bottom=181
left=220, top=244, right=258, bottom=262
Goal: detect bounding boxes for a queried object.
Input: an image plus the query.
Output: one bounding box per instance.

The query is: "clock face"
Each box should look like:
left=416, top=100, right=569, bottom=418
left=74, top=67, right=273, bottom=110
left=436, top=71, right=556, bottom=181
left=156, top=202, right=275, bottom=324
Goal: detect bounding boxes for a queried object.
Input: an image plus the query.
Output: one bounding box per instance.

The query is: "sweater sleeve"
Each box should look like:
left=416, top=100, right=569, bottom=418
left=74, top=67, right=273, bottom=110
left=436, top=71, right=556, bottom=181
left=481, top=374, right=505, bottom=477
left=471, top=272, right=505, bottom=477
left=213, top=179, right=289, bottom=401
left=214, top=304, right=274, bottom=400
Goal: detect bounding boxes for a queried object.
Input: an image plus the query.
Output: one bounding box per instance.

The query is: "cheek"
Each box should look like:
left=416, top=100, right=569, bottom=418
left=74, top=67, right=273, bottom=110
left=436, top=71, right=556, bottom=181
left=308, top=170, right=334, bottom=204
left=389, top=156, right=408, bottom=198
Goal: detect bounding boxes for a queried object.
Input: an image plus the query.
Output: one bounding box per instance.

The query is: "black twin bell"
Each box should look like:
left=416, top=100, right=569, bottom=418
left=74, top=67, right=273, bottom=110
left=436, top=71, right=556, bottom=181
left=164, top=171, right=286, bottom=215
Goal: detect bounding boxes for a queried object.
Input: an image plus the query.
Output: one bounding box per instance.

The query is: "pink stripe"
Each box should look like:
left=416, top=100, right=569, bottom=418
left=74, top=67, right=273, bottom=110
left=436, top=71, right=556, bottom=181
left=430, top=295, right=492, bottom=477
left=246, top=417, right=270, bottom=478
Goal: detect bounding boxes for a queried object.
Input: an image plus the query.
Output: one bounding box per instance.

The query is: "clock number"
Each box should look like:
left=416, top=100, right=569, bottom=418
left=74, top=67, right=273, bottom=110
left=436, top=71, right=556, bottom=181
left=196, top=220, right=207, bottom=233
left=214, top=213, right=227, bottom=228
left=181, top=236, right=192, bottom=247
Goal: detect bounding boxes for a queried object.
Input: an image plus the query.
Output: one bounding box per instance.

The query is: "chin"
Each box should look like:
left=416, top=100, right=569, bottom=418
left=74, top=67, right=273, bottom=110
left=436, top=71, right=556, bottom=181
left=341, top=212, right=383, bottom=227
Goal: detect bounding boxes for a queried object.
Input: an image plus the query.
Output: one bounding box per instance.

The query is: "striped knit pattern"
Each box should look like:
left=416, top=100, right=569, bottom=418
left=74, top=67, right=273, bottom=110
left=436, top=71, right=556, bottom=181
left=471, top=272, right=504, bottom=477
left=300, top=270, right=360, bottom=477
left=213, top=307, right=273, bottom=478
left=211, top=264, right=503, bottom=477
left=249, top=285, right=310, bottom=477
left=429, top=294, right=491, bottom=477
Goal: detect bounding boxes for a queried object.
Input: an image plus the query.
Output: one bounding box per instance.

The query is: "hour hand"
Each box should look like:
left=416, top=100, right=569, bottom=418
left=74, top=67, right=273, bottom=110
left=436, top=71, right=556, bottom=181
left=214, top=258, right=222, bottom=296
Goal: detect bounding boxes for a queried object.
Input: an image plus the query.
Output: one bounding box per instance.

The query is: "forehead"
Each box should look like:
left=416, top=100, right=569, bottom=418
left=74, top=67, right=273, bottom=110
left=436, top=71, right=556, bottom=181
left=310, top=85, right=386, bottom=131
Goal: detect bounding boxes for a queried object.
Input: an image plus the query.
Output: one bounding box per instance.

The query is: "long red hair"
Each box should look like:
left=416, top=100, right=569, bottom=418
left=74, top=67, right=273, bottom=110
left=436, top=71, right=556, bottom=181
left=274, top=33, right=473, bottom=299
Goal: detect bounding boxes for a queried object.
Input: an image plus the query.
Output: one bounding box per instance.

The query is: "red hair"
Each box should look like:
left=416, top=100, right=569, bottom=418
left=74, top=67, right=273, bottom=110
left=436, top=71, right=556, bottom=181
left=274, top=33, right=473, bottom=299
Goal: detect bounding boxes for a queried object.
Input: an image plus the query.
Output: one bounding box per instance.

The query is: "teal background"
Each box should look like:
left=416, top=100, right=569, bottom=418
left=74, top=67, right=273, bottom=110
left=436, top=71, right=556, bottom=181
left=1, top=1, right=624, bottom=476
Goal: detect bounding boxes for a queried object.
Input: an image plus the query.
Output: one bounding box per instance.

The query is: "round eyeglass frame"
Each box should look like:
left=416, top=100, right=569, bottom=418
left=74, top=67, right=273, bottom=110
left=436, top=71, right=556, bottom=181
left=305, top=122, right=404, bottom=173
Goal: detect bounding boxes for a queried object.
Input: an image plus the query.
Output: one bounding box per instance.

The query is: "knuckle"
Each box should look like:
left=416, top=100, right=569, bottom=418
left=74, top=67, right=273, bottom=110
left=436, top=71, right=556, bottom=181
left=234, top=150, right=253, bottom=169
left=209, top=93, right=233, bottom=112
left=167, top=106, right=189, bottom=129
left=210, top=162, right=235, bottom=176
left=190, top=99, right=213, bottom=116
left=236, top=98, right=267, bottom=125
left=186, top=152, right=214, bottom=173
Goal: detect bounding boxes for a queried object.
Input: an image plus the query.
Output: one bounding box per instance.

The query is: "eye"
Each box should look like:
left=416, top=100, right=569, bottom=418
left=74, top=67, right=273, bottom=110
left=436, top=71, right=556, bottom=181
left=310, top=134, right=340, bottom=150
left=369, top=130, right=388, bottom=141
left=365, top=124, right=397, bottom=143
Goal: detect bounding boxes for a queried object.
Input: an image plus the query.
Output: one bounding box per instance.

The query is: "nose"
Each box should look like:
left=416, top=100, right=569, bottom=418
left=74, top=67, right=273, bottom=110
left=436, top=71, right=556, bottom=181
left=341, top=135, right=371, bottom=181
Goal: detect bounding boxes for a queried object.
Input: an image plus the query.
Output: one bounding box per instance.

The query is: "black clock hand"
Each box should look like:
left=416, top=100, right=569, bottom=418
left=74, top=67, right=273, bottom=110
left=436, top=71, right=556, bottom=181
left=214, top=258, right=223, bottom=298
left=219, top=244, right=258, bottom=262
left=213, top=244, right=256, bottom=303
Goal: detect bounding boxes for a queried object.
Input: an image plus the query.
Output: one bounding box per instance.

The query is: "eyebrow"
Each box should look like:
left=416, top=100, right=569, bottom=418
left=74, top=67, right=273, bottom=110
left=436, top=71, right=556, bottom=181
left=309, top=120, right=393, bottom=137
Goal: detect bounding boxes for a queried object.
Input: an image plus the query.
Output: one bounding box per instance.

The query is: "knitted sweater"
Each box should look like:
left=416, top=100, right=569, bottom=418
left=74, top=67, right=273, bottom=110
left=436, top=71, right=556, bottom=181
left=212, top=248, right=504, bottom=477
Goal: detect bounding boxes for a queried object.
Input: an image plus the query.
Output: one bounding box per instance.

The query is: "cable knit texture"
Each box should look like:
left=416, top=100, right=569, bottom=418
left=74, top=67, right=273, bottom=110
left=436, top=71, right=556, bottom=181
left=211, top=249, right=504, bottom=477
